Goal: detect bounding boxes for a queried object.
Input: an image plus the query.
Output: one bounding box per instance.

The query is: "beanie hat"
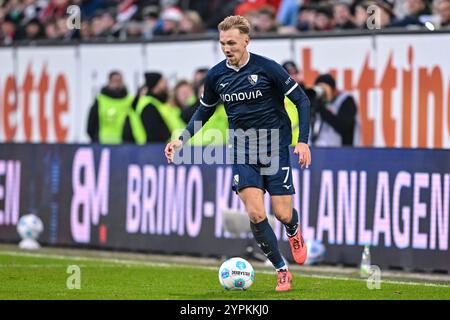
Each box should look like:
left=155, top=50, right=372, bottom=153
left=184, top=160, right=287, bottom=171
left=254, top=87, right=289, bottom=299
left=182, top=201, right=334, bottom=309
left=144, top=72, right=162, bottom=90
left=314, top=73, right=336, bottom=89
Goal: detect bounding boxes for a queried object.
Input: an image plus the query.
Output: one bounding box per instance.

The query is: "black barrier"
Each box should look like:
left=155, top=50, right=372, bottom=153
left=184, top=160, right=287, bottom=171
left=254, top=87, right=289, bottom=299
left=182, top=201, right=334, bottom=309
left=0, top=144, right=449, bottom=272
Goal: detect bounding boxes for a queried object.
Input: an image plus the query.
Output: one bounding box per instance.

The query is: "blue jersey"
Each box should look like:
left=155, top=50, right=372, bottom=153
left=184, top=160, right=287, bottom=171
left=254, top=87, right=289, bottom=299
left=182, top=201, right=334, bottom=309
left=180, top=52, right=310, bottom=149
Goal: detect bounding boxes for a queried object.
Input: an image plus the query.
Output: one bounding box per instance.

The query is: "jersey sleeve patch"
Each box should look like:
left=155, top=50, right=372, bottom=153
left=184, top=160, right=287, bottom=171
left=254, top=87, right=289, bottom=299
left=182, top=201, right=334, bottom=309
left=284, top=82, right=299, bottom=96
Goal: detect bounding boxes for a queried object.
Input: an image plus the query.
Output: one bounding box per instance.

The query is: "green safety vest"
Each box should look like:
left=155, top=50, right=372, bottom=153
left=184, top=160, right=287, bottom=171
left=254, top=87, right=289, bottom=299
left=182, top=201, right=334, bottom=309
left=97, top=94, right=134, bottom=144
left=129, top=95, right=187, bottom=144
left=285, top=97, right=299, bottom=146
left=189, top=104, right=228, bottom=146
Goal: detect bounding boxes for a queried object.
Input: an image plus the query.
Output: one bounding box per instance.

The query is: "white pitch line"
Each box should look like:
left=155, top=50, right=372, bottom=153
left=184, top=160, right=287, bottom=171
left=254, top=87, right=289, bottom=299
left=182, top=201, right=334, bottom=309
left=1, top=250, right=449, bottom=288
left=0, top=264, right=118, bottom=268
left=296, top=273, right=450, bottom=288
left=0, top=251, right=175, bottom=268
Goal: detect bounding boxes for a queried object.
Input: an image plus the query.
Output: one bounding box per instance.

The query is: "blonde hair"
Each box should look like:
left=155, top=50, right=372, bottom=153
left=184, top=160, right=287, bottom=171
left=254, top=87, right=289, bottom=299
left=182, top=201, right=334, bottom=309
left=218, top=15, right=251, bottom=35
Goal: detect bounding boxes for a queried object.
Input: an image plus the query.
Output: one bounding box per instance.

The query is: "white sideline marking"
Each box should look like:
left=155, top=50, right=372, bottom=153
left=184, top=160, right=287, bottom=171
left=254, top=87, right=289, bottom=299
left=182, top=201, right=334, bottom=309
left=1, top=251, right=449, bottom=288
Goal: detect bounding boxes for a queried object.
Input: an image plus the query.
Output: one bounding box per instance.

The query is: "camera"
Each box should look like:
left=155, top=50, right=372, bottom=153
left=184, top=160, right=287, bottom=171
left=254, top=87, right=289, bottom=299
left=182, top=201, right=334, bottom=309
left=304, top=85, right=327, bottom=123
left=304, top=85, right=327, bottom=105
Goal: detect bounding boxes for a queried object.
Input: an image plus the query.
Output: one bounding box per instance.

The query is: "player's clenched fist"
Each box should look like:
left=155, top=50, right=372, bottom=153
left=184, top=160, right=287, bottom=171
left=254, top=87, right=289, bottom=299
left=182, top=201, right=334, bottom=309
left=294, top=142, right=311, bottom=169
left=164, top=139, right=183, bottom=164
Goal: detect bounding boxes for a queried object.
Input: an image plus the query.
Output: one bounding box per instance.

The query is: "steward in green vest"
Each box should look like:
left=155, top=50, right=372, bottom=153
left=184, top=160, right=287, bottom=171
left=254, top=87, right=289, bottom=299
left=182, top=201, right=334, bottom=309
left=126, top=72, right=186, bottom=144
left=175, top=79, right=229, bottom=146
left=188, top=104, right=228, bottom=146
left=87, top=71, right=134, bottom=144
left=129, top=94, right=187, bottom=144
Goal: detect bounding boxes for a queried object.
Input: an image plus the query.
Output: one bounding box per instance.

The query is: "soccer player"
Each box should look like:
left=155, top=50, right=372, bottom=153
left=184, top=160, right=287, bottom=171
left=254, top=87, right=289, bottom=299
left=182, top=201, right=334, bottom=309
left=165, top=15, right=311, bottom=292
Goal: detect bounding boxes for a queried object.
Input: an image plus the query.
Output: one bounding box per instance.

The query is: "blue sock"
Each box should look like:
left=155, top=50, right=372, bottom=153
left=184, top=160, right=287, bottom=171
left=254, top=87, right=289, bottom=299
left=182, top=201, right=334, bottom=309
left=250, top=218, right=286, bottom=270
left=284, top=209, right=299, bottom=237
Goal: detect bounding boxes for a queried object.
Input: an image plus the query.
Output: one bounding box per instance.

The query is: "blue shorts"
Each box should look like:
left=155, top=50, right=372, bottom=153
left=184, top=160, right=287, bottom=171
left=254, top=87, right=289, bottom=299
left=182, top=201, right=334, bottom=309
left=231, top=146, right=295, bottom=196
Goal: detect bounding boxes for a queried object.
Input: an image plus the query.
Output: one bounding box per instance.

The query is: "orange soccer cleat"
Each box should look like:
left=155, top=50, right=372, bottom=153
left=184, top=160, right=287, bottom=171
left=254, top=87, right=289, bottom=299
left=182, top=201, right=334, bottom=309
left=275, top=270, right=292, bottom=292
left=288, top=227, right=308, bottom=265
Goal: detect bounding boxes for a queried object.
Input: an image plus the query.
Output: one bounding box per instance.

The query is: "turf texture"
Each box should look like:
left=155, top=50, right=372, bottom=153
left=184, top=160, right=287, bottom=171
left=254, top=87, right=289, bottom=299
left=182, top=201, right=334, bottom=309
left=1, top=251, right=450, bottom=300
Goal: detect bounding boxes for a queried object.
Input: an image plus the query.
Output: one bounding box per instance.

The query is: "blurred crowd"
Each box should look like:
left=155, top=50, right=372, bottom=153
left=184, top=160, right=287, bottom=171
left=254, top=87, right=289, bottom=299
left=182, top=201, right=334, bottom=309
left=1, top=0, right=449, bottom=44
left=87, top=67, right=230, bottom=145
left=87, top=59, right=360, bottom=147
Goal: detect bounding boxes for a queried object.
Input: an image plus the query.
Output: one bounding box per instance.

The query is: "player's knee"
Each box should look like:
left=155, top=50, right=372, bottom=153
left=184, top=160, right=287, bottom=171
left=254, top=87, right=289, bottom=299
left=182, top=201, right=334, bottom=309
left=247, top=210, right=266, bottom=224
left=274, top=211, right=291, bottom=224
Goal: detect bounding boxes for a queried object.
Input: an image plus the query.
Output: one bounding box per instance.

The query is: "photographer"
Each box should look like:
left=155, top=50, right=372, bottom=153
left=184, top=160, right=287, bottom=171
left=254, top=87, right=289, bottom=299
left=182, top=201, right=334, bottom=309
left=307, top=74, right=358, bottom=146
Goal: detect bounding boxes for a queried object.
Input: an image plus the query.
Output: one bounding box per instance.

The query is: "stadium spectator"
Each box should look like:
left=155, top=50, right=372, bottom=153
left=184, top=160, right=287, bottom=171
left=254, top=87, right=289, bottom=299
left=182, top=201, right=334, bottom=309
left=79, top=19, right=92, bottom=40
left=192, top=67, right=209, bottom=97
left=124, top=19, right=143, bottom=39
left=296, top=5, right=316, bottom=31
left=1, top=0, right=446, bottom=43
left=143, top=71, right=170, bottom=102
left=40, top=0, right=70, bottom=23
left=87, top=71, right=134, bottom=144
left=44, top=18, right=59, bottom=39
left=153, top=6, right=183, bottom=36
left=277, top=0, right=301, bottom=27
left=374, top=0, right=396, bottom=28
left=334, top=2, right=357, bottom=29
left=390, top=0, right=432, bottom=27
left=355, top=0, right=394, bottom=29
left=0, top=15, right=17, bottom=44
left=171, top=79, right=197, bottom=111
left=169, top=79, right=198, bottom=125
left=101, top=10, right=116, bottom=32
left=141, top=4, right=160, bottom=39
left=22, top=17, right=44, bottom=40
left=72, top=0, right=105, bottom=20
left=55, top=16, right=76, bottom=40
left=194, top=75, right=206, bottom=98
left=189, top=78, right=229, bottom=146
left=91, top=11, right=114, bottom=38
left=127, top=72, right=185, bottom=143
left=435, top=0, right=450, bottom=27
left=253, top=6, right=280, bottom=33
left=187, top=0, right=238, bottom=31
left=310, top=73, right=359, bottom=146
left=353, top=1, right=371, bottom=28
left=22, top=0, right=43, bottom=23
left=235, top=0, right=276, bottom=17
left=179, top=10, right=205, bottom=34
left=179, top=67, right=210, bottom=125
left=393, top=0, right=409, bottom=18
left=90, top=15, right=104, bottom=38
left=312, top=6, right=334, bottom=31
left=2, top=0, right=25, bottom=25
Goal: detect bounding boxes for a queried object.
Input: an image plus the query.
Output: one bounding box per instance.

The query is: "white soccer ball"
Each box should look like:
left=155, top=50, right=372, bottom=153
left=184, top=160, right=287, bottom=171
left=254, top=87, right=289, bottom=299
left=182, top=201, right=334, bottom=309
left=17, top=214, right=44, bottom=240
left=218, top=257, right=254, bottom=290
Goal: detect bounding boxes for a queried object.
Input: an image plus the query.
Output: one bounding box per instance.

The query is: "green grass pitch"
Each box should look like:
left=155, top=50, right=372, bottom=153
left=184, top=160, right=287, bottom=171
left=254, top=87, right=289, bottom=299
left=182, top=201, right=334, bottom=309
left=1, top=249, right=449, bottom=300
